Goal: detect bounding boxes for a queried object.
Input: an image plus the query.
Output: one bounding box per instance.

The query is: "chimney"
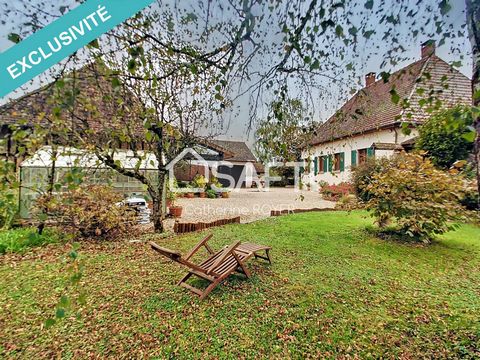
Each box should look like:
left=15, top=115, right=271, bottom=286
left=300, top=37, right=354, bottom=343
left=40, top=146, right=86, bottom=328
left=365, top=72, right=376, bottom=87
left=421, top=40, right=435, bottom=58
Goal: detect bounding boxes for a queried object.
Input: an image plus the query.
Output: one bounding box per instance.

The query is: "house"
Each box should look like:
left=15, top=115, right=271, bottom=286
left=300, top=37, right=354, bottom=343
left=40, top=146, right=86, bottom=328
left=302, top=41, right=472, bottom=186
left=173, top=140, right=264, bottom=188
left=210, top=140, right=262, bottom=187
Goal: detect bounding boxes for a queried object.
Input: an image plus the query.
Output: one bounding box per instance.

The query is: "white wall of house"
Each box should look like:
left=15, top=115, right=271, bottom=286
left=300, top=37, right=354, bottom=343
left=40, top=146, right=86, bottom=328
left=302, top=127, right=418, bottom=187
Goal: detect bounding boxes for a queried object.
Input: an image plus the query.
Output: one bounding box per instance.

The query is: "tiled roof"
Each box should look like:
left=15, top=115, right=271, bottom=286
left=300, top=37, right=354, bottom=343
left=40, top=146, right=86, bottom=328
left=311, top=55, right=472, bottom=145
left=0, top=61, right=144, bottom=141
left=0, top=85, right=55, bottom=126
left=0, top=69, right=258, bottom=165
left=210, top=140, right=257, bottom=162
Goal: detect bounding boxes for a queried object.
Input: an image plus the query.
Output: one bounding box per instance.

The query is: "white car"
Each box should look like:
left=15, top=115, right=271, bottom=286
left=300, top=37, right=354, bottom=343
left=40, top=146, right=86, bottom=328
left=118, top=196, right=151, bottom=224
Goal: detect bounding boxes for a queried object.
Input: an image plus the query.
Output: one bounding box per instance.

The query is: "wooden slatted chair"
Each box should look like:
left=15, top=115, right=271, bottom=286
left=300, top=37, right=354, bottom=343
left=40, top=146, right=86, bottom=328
left=150, top=234, right=251, bottom=299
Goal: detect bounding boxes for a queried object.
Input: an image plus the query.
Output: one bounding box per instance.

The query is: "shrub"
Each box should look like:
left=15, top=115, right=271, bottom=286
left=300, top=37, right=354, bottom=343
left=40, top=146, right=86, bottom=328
left=207, top=176, right=223, bottom=191
left=460, top=180, right=479, bottom=211
left=0, top=227, right=63, bottom=254
left=0, top=160, right=19, bottom=229
left=166, top=188, right=177, bottom=205
left=363, top=153, right=465, bottom=242
left=320, top=182, right=353, bottom=201
left=351, top=157, right=399, bottom=203
left=35, top=185, right=136, bottom=239
left=0, top=189, right=18, bottom=230
left=416, top=106, right=474, bottom=169
left=335, top=194, right=361, bottom=211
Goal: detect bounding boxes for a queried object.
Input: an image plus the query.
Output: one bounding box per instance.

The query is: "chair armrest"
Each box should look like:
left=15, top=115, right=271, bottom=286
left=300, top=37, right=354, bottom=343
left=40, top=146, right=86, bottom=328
left=185, top=234, right=214, bottom=260
left=150, top=242, right=182, bottom=261
left=206, top=241, right=241, bottom=275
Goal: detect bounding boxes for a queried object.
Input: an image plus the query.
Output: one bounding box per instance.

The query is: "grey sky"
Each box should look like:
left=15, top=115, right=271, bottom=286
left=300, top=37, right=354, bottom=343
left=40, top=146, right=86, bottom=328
left=0, top=0, right=472, bottom=147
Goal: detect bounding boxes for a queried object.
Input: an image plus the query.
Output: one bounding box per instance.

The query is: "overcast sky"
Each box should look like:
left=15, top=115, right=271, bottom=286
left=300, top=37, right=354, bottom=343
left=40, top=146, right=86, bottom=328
left=0, top=0, right=472, bottom=147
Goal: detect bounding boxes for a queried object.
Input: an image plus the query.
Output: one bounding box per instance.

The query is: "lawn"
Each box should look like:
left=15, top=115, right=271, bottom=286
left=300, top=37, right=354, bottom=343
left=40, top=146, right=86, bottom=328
left=0, top=211, right=479, bottom=358
left=0, top=227, right=62, bottom=254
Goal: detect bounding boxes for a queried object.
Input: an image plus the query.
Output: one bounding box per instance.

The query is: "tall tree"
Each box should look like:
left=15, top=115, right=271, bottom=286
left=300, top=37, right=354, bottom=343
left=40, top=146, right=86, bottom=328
left=49, top=57, right=223, bottom=233
left=255, top=98, right=314, bottom=162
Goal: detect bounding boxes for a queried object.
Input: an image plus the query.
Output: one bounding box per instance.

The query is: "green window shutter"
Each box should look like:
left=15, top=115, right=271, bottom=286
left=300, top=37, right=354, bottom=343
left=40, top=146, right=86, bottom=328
left=351, top=150, right=357, bottom=167
left=340, top=152, right=345, bottom=172
left=323, top=156, right=328, bottom=173
left=313, top=157, right=318, bottom=175
left=328, top=155, right=333, bottom=172
left=367, top=147, right=375, bottom=158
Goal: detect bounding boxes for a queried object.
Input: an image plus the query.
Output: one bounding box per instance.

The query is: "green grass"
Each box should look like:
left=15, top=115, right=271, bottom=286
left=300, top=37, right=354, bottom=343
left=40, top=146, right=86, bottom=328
left=0, top=211, right=479, bottom=358
left=0, top=227, right=62, bottom=254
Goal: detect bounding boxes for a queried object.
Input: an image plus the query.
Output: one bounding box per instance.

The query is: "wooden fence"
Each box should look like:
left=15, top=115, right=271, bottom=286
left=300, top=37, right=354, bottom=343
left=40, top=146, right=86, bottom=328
left=174, top=216, right=241, bottom=234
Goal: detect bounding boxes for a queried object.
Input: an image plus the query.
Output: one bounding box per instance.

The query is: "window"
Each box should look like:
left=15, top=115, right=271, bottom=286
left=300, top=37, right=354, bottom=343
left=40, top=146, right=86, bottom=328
left=358, top=149, right=367, bottom=164
left=357, top=147, right=375, bottom=164
left=332, top=153, right=345, bottom=172
left=333, top=154, right=341, bottom=171
left=319, top=156, right=325, bottom=173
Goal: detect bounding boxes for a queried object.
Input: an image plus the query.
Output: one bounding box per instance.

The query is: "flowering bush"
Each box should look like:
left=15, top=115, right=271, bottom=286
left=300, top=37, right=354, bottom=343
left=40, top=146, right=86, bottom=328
left=320, top=182, right=353, bottom=201
left=362, top=153, right=466, bottom=242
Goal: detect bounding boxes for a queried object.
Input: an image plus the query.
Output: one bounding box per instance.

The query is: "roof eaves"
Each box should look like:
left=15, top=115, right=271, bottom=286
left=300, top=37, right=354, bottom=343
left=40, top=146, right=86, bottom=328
left=309, top=122, right=400, bottom=147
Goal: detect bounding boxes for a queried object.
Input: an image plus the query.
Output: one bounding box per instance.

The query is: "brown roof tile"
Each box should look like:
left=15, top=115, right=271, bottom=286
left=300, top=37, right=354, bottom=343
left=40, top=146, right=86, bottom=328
left=210, top=140, right=257, bottom=162
left=0, top=61, right=143, bottom=141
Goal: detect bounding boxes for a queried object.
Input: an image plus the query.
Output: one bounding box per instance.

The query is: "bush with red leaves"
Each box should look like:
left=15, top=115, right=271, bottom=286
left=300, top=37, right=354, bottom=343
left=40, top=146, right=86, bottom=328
left=320, top=182, right=353, bottom=201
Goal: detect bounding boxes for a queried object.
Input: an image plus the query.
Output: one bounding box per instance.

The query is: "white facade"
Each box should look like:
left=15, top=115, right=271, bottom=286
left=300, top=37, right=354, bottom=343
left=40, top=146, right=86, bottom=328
left=21, top=146, right=158, bottom=169
left=302, top=127, right=418, bottom=187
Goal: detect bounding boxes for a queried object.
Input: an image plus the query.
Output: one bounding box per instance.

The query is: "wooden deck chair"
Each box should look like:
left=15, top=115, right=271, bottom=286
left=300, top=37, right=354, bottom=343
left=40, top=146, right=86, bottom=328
left=150, top=234, right=251, bottom=299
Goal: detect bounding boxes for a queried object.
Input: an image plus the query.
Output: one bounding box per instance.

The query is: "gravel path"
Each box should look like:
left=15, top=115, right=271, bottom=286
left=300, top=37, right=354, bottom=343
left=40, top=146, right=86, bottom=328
left=164, top=188, right=334, bottom=230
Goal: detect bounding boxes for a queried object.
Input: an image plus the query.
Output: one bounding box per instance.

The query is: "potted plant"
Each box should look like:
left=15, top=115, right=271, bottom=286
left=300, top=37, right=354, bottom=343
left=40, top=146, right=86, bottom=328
left=166, top=189, right=175, bottom=208
left=168, top=193, right=183, bottom=218
left=206, top=189, right=217, bottom=199
left=192, top=174, right=207, bottom=198
left=185, top=186, right=195, bottom=198
left=208, top=176, right=224, bottom=198
left=221, top=190, right=230, bottom=198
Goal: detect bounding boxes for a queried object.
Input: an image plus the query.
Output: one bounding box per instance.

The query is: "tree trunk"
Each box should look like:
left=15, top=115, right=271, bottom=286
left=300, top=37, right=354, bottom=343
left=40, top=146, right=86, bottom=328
left=151, top=171, right=167, bottom=232
left=466, top=0, right=480, bottom=203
